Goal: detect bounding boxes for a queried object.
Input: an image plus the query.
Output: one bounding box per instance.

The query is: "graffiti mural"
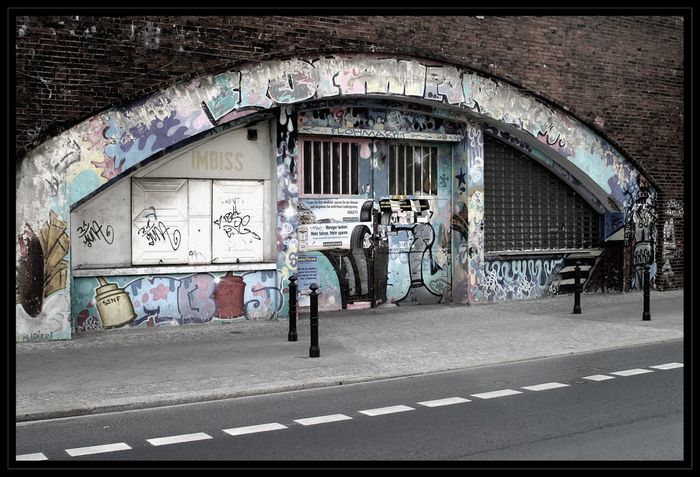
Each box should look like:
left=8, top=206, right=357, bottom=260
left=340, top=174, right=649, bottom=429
left=661, top=199, right=683, bottom=289
left=298, top=105, right=465, bottom=142
left=16, top=211, right=71, bottom=342
left=73, top=270, right=282, bottom=332
left=381, top=198, right=448, bottom=305
left=296, top=136, right=452, bottom=309
left=623, top=175, right=658, bottom=290
left=479, top=257, right=565, bottom=301
left=462, top=125, right=488, bottom=303
left=275, top=105, right=299, bottom=317
left=17, top=54, right=660, bottom=341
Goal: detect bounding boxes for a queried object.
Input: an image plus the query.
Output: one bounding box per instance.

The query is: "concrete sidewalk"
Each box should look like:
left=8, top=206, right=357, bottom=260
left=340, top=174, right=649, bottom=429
left=15, top=290, right=684, bottom=422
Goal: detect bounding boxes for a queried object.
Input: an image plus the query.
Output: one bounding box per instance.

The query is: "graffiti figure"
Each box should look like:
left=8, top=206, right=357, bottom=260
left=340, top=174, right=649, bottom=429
left=396, top=222, right=442, bottom=305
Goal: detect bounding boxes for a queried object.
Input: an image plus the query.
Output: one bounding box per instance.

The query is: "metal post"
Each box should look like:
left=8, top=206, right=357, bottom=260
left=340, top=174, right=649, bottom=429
left=287, top=275, right=298, bottom=341
left=573, top=261, right=582, bottom=314
left=642, top=264, right=651, bottom=321
left=309, top=283, right=321, bottom=358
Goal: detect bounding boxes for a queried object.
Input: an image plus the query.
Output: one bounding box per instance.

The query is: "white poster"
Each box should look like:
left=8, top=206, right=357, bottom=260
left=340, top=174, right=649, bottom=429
left=299, top=198, right=372, bottom=223
left=298, top=222, right=373, bottom=251
left=296, top=254, right=319, bottom=306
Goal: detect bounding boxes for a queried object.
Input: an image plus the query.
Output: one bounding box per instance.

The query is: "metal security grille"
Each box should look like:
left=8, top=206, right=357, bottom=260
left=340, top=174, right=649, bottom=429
left=484, top=135, right=601, bottom=252
left=302, top=139, right=359, bottom=195
left=389, top=144, right=438, bottom=196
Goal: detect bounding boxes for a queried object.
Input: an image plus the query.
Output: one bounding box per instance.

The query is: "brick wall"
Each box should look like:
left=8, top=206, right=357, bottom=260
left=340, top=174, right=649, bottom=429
left=14, top=14, right=686, bottom=289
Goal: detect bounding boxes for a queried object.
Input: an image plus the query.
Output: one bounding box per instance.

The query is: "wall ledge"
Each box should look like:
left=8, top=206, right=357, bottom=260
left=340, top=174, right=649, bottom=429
left=72, top=262, right=278, bottom=278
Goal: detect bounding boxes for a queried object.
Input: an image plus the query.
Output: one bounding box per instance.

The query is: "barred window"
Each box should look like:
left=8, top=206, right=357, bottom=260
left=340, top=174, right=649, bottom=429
left=302, top=139, right=359, bottom=195
left=484, top=135, right=601, bottom=252
left=389, top=144, right=438, bottom=196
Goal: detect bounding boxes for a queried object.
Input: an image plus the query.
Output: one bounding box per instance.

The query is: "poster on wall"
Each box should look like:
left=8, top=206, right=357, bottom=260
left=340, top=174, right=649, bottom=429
left=297, top=255, right=319, bottom=306
left=299, top=198, right=373, bottom=223
left=298, top=222, right=373, bottom=251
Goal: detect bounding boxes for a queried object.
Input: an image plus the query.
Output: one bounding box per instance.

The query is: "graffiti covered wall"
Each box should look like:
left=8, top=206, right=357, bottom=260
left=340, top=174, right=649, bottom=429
left=293, top=119, right=454, bottom=308
left=72, top=270, right=282, bottom=332
left=275, top=106, right=299, bottom=318
left=16, top=211, right=71, bottom=342
left=17, top=54, right=658, bottom=341
left=661, top=199, right=684, bottom=289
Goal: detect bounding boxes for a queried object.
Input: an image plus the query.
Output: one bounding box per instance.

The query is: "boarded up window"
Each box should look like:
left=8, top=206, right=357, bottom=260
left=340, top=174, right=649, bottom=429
left=484, top=135, right=601, bottom=252
left=131, top=178, right=264, bottom=265
left=132, top=178, right=189, bottom=265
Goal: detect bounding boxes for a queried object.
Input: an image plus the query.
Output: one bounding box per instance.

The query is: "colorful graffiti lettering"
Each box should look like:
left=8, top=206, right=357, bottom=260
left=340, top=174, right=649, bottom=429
left=74, top=271, right=283, bottom=332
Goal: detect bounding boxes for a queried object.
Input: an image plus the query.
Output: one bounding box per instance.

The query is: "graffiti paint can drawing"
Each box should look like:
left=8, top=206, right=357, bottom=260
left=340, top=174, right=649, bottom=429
left=95, top=277, right=136, bottom=328
left=215, top=272, right=246, bottom=318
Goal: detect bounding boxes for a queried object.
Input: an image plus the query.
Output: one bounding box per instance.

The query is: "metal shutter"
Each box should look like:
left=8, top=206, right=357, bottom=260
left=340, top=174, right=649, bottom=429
left=484, top=135, right=601, bottom=252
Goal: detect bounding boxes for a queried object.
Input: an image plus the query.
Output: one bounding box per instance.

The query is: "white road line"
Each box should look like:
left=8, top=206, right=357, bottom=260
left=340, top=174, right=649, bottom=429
left=65, top=442, right=131, bottom=457
left=294, top=414, right=353, bottom=426
left=16, top=453, right=47, bottom=461
left=521, top=382, right=570, bottom=391
left=471, top=389, right=522, bottom=399
left=583, top=374, right=615, bottom=381
left=359, top=405, right=415, bottom=416
left=147, top=432, right=212, bottom=446
left=650, top=362, right=683, bottom=370
left=223, top=423, right=287, bottom=436
left=417, top=397, right=471, bottom=407
left=610, top=368, right=654, bottom=376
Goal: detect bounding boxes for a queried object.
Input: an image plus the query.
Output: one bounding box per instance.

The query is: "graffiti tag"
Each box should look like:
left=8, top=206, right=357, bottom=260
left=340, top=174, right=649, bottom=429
left=137, top=219, right=181, bottom=250
left=214, top=198, right=261, bottom=240
left=77, top=219, right=114, bottom=247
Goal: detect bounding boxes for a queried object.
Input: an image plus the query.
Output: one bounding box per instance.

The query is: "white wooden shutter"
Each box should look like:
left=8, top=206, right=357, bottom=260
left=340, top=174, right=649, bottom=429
left=211, top=180, right=264, bottom=263
left=132, top=178, right=189, bottom=264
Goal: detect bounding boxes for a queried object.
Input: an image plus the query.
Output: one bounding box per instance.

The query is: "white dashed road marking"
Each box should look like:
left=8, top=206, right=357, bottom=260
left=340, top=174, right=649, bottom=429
left=147, top=432, right=212, bottom=446
left=521, top=382, right=570, bottom=391
left=359, top=405, right=414, bottom=416
left=583, top=374, right=615, bottom=381
left=650, top=362, right=683, bottom=370
left=223, top=423, right=287, bottom=436
left=65, top=442, right=131, bottom=457
left=417, top=397, right=471, bottom=407
left=21, top=360, right=681, bottom=460
left=610, top=368, right=654, bottom=376
left=471, top=389, right=522, bottom=399
left=16, top=453, right=47, bottom=461
left=294, top=414, right=353, bottom=426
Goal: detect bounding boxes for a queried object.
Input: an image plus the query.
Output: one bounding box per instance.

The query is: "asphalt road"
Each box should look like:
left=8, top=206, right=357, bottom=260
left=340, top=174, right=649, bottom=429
left=15, top=340, right=686, bottom=464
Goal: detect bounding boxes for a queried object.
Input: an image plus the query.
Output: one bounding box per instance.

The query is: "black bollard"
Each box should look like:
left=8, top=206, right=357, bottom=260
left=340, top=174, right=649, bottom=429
left=642, top=264, right=651, bottom=321
left=288, top=275, right=298, bottom=341
left=309, top=283, right=321, bottom=358
left=573, top=261, right=582, bottom=314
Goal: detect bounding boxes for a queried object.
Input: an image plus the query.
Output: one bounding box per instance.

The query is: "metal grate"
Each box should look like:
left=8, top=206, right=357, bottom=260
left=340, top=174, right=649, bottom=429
left=389, top=144, right=438, bottom=196
left=302, top=139, right=359, bottom=195
left=484, top=135, right=601, bottom=252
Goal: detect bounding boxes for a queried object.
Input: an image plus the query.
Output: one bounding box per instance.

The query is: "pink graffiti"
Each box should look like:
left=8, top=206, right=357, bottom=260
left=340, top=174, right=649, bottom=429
left=177, top=274, right=216, bottom=322
left=150, top=283, right=171, bottom=301
left=90, top=155, right=123, bottom=180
